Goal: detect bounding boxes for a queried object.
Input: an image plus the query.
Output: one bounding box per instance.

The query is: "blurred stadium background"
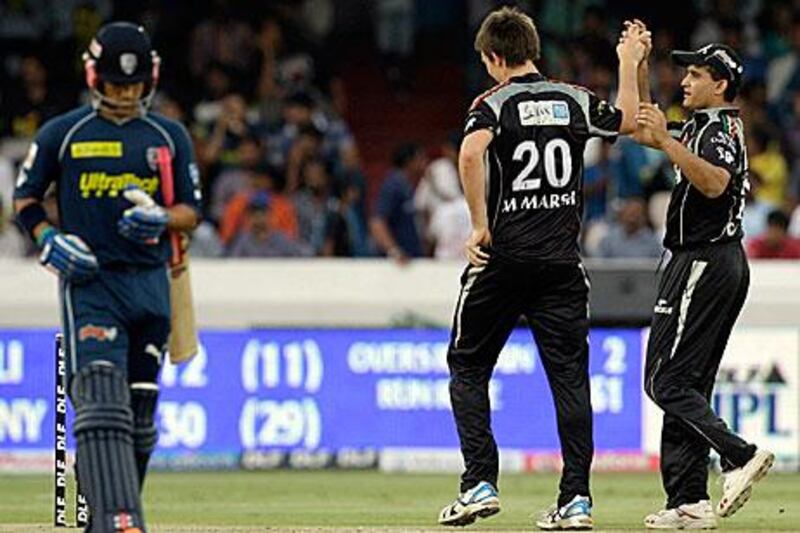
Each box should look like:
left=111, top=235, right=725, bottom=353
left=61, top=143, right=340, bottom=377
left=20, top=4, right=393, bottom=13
left=1, top=0, right=800, bottom=530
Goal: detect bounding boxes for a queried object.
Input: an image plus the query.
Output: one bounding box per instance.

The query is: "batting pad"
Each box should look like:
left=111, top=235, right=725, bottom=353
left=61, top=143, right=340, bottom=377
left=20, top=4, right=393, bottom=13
left=71, top=362, right=144, bottom=532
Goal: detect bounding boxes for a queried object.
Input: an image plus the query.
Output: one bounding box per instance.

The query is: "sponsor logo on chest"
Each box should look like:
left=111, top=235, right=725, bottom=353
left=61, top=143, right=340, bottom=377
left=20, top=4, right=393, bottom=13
left=79, top=172, right=159, bottom=198
left=518, top=100, right=571, bottom=126
left=70, top=141, right=123, bottom=158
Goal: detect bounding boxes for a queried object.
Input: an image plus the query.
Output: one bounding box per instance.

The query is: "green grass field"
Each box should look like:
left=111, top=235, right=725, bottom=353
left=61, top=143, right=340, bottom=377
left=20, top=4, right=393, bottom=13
left=0, top=471, right=797, bottom=531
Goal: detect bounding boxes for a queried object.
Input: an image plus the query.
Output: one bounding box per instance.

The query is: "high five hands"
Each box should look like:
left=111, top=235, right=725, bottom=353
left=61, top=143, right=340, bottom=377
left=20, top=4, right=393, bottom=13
left=619, top=20, right=670, bottom=149
left=621, top=19, right=652, bottom=63
left=617, top=19, right=651, bottom=65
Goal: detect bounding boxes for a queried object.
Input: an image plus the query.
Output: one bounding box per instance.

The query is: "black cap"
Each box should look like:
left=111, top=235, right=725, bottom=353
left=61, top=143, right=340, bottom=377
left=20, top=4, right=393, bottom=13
left=87, top=22, right=154, bottom=84
left=671, top=43, right=744, bottom=89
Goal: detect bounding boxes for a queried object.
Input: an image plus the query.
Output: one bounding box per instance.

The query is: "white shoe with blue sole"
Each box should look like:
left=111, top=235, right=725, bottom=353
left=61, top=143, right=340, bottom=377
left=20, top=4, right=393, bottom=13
left=438, top=480, right=501, bottom=527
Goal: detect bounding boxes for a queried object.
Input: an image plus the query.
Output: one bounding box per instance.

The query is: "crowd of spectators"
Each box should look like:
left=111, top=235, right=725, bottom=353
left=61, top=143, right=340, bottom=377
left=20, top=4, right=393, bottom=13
left=1, top=0, right=800, bottom=262
left=560, top=0, right=800, bottom=260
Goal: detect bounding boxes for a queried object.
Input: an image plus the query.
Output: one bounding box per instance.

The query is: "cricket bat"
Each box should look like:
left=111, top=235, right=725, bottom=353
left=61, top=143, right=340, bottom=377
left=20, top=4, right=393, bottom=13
left=156, top=147, right=199, bottom=364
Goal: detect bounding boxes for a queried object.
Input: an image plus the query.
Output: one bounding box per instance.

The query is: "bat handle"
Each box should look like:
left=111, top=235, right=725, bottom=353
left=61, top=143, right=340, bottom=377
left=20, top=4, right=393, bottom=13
left=169, top=232, right=182, bottom=267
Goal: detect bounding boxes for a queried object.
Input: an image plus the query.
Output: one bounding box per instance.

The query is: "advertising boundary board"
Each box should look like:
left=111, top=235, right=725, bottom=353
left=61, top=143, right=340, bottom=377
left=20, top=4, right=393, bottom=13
left=0, top=327, right=796, bottom=472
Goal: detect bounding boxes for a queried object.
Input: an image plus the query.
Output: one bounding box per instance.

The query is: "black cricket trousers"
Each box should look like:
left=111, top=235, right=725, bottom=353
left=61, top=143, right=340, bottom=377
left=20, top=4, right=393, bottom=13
left=645, top=241, right=756, bottom=508
left=447, top=256, right=592, bottom=507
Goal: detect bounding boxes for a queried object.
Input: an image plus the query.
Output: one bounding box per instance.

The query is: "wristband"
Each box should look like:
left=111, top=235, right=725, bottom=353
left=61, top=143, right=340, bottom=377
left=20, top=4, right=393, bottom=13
left=36, top=226, right=57, bottom=247
left=16, top=202, right=48, bottom=239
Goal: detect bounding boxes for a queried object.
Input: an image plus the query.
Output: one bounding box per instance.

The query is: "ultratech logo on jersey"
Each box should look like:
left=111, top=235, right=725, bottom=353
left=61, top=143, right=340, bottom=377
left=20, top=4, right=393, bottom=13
left=501, top=191, right=577, bottom=213
left=79, top=171, right=159, bottom=198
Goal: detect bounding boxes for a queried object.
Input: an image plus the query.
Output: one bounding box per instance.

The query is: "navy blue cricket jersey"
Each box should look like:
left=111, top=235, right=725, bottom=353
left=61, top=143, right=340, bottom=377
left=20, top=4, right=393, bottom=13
left=14, top=105, right=201, bottom=267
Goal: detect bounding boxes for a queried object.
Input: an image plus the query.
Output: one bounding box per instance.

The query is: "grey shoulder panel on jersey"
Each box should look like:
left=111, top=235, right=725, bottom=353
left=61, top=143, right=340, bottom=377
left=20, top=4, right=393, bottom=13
left=482, top=81, right=614, bottom=136
left=57, top=111, right=98, bottom=161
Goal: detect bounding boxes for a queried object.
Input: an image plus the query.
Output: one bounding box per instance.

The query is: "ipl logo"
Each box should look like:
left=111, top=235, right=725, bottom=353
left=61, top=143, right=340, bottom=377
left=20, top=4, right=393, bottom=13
left=713, top=362, right=790, bottom=437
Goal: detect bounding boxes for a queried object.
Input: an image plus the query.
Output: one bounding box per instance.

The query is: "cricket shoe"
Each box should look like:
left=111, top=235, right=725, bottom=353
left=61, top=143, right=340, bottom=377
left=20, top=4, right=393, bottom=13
left=644, top=500, right=717, bottom=529
left=717, top=448, right=775, bottom=518
left=535, top=495, right=593, bottom=530
left=438, top=480, right=500, bottom=526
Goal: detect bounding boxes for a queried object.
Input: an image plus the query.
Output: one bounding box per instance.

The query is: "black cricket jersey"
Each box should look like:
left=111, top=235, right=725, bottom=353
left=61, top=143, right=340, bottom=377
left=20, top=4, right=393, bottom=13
left=663, top=107, right=749, bottom=250
left=14, top=105, right=202, bottom=267
left=464, top=72, right=622, bottom=263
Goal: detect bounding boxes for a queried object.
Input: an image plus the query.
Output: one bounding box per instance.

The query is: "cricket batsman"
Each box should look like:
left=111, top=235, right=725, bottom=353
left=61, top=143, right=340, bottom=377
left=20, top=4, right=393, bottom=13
left=14, top=22, right=201, bottom=532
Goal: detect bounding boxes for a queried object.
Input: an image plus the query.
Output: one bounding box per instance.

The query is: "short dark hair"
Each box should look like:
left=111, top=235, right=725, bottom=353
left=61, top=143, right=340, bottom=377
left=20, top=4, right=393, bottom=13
left=707, top=67, right=739, bottom=103
left=474, top=7, right=540, bottom=67
left=767, top=209, right=790, bottom=231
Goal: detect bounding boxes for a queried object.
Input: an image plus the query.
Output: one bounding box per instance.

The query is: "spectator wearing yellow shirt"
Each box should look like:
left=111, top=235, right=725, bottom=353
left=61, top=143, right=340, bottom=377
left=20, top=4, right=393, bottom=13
left=749, top=128, right=789, bottom=207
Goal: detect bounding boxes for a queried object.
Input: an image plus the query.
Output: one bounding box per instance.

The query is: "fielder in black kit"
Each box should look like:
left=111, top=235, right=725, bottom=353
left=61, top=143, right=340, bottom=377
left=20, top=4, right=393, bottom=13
left=633, top=44, right=774, bottom=530
left=438, top=8, right=647, bottom=531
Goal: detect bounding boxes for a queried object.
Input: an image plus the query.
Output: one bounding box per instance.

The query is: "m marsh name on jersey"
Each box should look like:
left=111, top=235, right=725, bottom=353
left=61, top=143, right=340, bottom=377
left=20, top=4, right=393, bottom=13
left=502, top=191, right=577, bottom=213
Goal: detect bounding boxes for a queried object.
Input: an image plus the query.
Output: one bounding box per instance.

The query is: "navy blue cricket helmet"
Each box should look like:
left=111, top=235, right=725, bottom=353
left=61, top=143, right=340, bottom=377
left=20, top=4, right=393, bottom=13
left=83, top=22, right=161, bottom=108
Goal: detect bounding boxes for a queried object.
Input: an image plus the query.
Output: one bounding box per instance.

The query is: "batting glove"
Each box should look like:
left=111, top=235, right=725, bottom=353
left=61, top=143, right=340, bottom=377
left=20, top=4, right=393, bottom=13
left=118, top=204, right=169, bottom=244
left=38, top=228, right=99, bottom=283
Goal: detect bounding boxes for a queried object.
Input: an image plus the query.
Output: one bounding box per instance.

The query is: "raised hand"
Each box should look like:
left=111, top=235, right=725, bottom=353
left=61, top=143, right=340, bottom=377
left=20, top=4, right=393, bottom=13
left=625, top=19, right=653, bottom=68
left=617, top=21, right=649, bottom=65
left=632, top=19, right=653, bottom=59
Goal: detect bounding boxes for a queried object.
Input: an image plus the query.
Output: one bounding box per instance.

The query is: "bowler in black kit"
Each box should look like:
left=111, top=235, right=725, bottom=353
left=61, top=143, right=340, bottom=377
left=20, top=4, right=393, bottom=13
left=438, top=8, right=648, bottom=531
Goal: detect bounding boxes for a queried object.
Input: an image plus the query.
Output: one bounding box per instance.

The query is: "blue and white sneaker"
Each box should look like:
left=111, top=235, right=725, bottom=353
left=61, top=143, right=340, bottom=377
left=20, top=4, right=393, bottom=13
left=438, top=481, right=500, bottom=527
left=535, top=495, right=593, bottom=530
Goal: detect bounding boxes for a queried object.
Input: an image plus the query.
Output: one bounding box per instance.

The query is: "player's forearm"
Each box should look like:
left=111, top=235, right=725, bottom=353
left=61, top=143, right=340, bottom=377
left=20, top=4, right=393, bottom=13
left=615, top=61, right=640, bottom=134
left=14, top=198, right=52, bottom=242
left=167, top=204, right=199, bottom=232
left=459, top=152, right=489, bottom=230
left=637, top=61, right=651, bottom=104
left=662, top=138, right=730, bottom=198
